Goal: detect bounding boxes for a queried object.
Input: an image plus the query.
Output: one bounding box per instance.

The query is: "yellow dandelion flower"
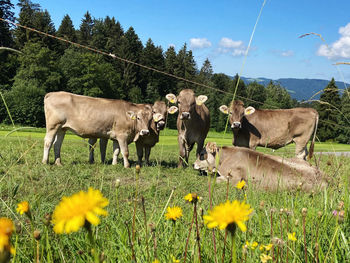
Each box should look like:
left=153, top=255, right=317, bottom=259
left=51, top=188, right=109, bottom=234
left=264, top=244, right=273, bottom=251
left=251, top=241, right=258, bottom=249
left=152, top=259, right=160, bottom=263
left=203, top=200, right=253, bottom=232
left=288, top=232, right=297, bottom=242
left=172, top=255, right=180, bottom=263
left=236, top=180, right=246, bottom=189
left=0, top=217, right=14, bottom=253
left=260, top=253, right=272, bottom=263
left=16, top=201, right=29, bottom=215
left=165, top=206, right=182, bottom=221
left=184, top=193, right=199, bottom=203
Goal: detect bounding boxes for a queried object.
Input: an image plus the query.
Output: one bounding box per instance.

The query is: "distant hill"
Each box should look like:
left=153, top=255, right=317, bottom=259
left=239, top=77, right=349, bottom=101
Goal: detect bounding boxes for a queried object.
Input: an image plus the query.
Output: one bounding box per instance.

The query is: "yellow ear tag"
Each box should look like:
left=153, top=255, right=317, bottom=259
left=131, top=115, right=136, bottom=120
left=196, top=101, right=203, bottom=106
left=170, top=99, right=175, bottom=103
left=153, top=116, right=160, bottom=122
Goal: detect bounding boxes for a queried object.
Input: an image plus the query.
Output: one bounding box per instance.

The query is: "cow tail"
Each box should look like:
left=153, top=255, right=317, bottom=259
left=308, top=112, right=319, bottom=160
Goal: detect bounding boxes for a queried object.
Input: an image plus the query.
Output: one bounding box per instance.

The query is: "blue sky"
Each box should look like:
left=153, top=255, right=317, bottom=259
left=13, top=0, right=350, bottom=81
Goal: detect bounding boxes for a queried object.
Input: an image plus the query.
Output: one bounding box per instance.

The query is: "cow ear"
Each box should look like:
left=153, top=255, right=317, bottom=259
left=166, top=93, right=177, bottom=103
left=153, top=113, right=162, bottom=122
left=196, top=95, right=208, bottom=105
left=244, top=106, right=255, bottom=116
left=126, top=111, right=136, bottom=120
left=207, top=142, right=217, bottom=153
left=219, top=105, right=229, bottom=114
left=168, top=106, right=178, bottom=114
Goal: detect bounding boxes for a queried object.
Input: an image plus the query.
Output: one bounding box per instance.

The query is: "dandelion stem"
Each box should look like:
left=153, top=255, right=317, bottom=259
left=230, top=231, right=237, bottom=263
left=208, top=172, right=218, bottom=263
left=125, top=220, right=136, bottom=263
left=302, top=214, right=307, bottom=263
left=141, top=196, right=150, bottom=262
left=184, top=207, right=195, bottom=263
left=270, top=209, right=274, bottom=261
left=194, top=202, right=202, bottom=263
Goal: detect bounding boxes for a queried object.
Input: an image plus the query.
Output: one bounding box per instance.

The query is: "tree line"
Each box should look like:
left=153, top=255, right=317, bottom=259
left=0, top=0, right=349, bottom=142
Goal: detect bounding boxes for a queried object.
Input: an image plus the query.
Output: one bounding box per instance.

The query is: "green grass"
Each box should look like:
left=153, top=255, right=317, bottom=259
left=0, top=128, right=349, bottom=262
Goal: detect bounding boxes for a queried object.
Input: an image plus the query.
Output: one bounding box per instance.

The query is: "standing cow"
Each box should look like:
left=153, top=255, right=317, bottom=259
left=166, top=89, right=210, bottom=167
left=88, top=101, right=178, bottom=165
left=219, top=100, right=319, bottom=159
left=135, top=101, right=178, bottom=165
left=42, top=91, right=153, bottom=168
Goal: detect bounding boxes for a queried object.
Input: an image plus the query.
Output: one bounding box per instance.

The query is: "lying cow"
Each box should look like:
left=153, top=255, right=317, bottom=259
left=194, top=142, right=327, bottom=191
left=88, top=101, right=178, bottom=165
left=166, top=89, right=210, bottom=167
left=42, top=91, right=152, bottom=168
left=219, top=100, right=319, bottom=160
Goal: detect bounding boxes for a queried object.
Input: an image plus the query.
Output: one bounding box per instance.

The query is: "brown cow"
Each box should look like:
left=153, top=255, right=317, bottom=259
left=88, top=101, right=178, bottom=165
left=219, top=100, right=319, bottom=160
left=135, top=101, right=178, bottom=164
left=194, top=142, right=327, bottom=192
left=42, top=91, right=153, bottom=168
left=166, top=89, right=210, bottom=167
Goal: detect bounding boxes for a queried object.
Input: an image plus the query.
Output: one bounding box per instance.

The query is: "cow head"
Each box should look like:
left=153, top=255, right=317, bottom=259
left=127, top=105, right=153, bottom=141
left=151, top=101, right=178, bottom=131
left=193, top=142, right=219, bottom=172
left=219, top=100, right=255, bottom=129
left=166, top=89, right=207, bottom=120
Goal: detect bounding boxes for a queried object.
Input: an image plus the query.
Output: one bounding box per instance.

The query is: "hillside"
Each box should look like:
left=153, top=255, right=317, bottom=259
left=240, top=77, right=349, bottom=101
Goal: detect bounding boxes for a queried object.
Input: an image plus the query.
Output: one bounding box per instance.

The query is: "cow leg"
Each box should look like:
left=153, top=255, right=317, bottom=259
left=135, top=141, right=144, bottom=165
left=99, top=138, right=108, bottom=163
left=88, top=138, right=97, bottom=164
left=196, top=140, right=204, bottom=159
left=178, top=135, right=186, bottom=168
left=118, top=138, right=130, bottom=168
left=112, top=140, right=120, bottom=165
left=42, top=127, right=59, bottom=164
left=53, top=130, right=65, bottom=166
left=294, top=138, right=308, bottom=160
left=145, top=146, right=151, bottom=165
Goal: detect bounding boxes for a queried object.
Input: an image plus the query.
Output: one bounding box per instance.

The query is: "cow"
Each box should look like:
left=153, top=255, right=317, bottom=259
left=42, top=91, right=153, bottom=168
left=194, top=142, right=328, bottom=192
left=135, top=101, right=178, bottom=165
left=219, top=100, right=319, bottom=160
left=166, top=89, right=210, bottom=167
left=88, top=101, right=178, bottom=165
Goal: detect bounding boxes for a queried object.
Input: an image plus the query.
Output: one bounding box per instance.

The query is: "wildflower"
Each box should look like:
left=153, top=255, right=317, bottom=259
left=165, top=206, right=182, bottom=222
left=235, top=180, right=246, bottom=189
left=288, top=232, right=297, bottom=242
left=51, top=188, right=109, bottom=234
left=204, top=200, right=253, bottom=232
left=246, top=241, right=258, bottom=249
left=152, top=259, right=160, bottom=263
left=260, top=253, right=272, bottom=263
left=259, top=243, right=273, bottom=251
left=16, top=201, right=29, bottom=215
left=0, top=217, right=15, bottom=253
left=172, top=255, right=180, bottom=262
left=184, top=193, right=199, bottom=203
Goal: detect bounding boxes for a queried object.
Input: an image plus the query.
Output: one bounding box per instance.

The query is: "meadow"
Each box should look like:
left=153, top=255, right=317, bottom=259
left=0, top=125, right=349, bottom=262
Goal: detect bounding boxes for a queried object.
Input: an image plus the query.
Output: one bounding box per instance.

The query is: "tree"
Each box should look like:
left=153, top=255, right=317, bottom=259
left=174, top=43, right=197, bottom=91
left=317, top=78, right=341, bottom=141
left=78, top=11, right=94, bottom=45
left=57, top=14, right=77, bottom=52
left=232, top=74, right=247, bottom=103
left=262, top=81, right=293, bottom=109
left=337, top=89, right=350, bottom=144
left=246, top=81, right=266, bottom=109
left=3, top=41, right=61, bottom=126
left=164, top=45, right=177, bottom=95
left=0, top=0, right=15, bottom=47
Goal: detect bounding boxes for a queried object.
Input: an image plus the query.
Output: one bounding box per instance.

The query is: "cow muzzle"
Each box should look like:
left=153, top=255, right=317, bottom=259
left=156, top=120, right=165, bottom=130
left=140, top=129, right=150, bottom=136
left=181, top=112, right=191, bottom=120
left=231, top=122, right=241, bottom=129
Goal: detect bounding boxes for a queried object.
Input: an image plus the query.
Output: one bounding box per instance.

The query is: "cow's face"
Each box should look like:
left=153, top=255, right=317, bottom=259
left=166, top=89, right=207, bottom=120
left=219, top=100, right=255, bottom=129
left=193, top=142, right=218, bottom=172
left=152, top=101, right=178, bottom=131
left=128, top=105, right=153, bottom=140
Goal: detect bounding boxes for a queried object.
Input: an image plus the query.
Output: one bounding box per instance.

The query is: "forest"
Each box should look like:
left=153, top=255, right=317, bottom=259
left=0, top=0, right=349, bottom=142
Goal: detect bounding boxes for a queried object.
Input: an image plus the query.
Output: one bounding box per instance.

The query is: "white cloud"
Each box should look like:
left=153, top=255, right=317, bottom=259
left=317, top=23, right=350, bottom=59
left=271, top=49, right=294, bottom=57
left=218, top=37, right=246, bottom=57
left=189, top=38, right=212, bottom=49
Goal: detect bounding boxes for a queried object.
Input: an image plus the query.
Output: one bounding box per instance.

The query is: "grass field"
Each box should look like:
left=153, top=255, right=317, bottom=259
left=0, top=126, right=349, bottom=262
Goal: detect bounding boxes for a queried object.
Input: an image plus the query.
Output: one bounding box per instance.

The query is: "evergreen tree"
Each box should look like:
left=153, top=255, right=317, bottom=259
left=57, top=14, right=77, bottom=53
left=317, top=78, right=341, bottom=141
left=232, top=74, right=247, bottom=103
left=78, top=11, right=94, bottom=45
left=246, top=81, right=266, bottom=108
left=0, top=0, right=15, bottom=47
left=262, top=81, right=292, bottom=109
left=164, top=45, right=177, bottom=95
left=337, top=89, right=350, bottom=144
left=174, top=43, right=197, bottom=91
